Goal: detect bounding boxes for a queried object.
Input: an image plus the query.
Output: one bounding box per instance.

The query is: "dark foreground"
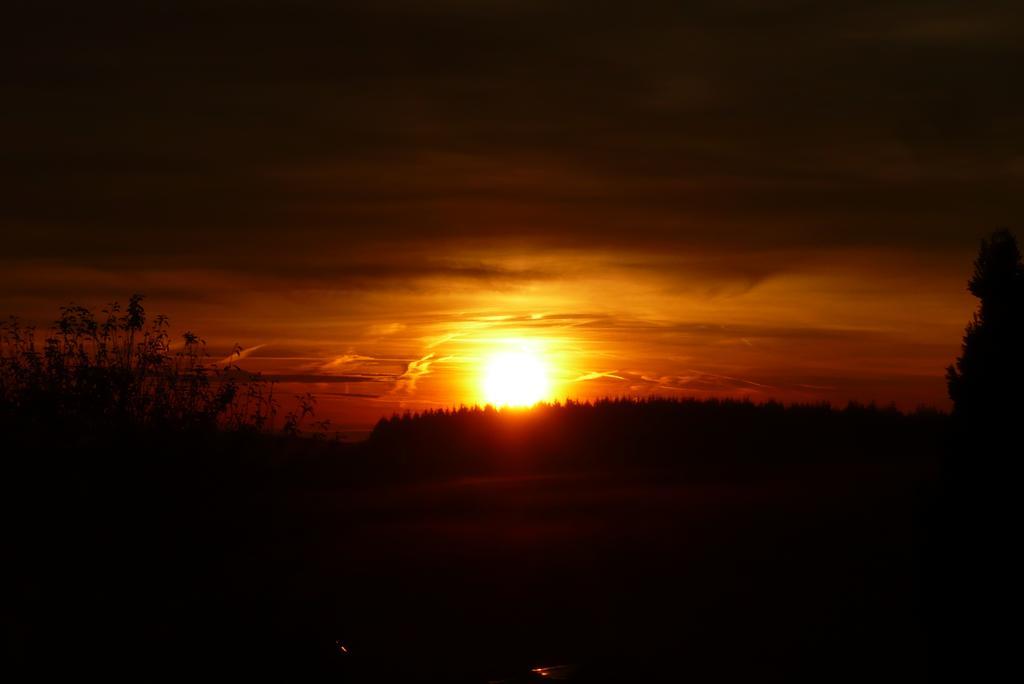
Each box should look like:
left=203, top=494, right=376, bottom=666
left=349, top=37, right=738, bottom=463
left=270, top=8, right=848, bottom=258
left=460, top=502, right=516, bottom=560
left=10, top=452, right=941, bottom=680
left=11, top=399, right=1014, bottom=681
left=298, top=465, right=935, bottom=682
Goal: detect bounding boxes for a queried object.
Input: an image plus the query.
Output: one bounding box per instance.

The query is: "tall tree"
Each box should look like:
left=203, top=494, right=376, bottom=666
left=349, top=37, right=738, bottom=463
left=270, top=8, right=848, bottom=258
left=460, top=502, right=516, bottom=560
left=946, top=230, right=1024, bottom=420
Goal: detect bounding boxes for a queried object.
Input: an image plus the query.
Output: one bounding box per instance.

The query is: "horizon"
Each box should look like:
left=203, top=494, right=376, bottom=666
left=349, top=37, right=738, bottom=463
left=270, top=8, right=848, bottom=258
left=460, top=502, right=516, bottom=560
left=0, top=281, right=974, bottom=435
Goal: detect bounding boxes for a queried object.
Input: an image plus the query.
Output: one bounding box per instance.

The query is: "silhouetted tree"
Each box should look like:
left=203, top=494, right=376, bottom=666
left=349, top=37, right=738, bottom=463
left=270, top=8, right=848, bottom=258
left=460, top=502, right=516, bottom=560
left=935, top=233, right=1024, bottom=683
left=946, top=230, right=1024, bottom=421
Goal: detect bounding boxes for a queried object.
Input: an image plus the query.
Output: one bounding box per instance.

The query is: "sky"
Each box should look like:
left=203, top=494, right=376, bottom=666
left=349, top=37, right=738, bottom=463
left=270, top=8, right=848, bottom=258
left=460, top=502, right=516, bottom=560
left=3, top=1, right=1023, bottom=433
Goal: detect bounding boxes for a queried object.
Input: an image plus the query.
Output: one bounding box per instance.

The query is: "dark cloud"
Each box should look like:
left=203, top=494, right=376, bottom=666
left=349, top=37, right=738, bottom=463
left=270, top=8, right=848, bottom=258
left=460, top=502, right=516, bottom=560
left=3, top=0, right=1022, bottom=270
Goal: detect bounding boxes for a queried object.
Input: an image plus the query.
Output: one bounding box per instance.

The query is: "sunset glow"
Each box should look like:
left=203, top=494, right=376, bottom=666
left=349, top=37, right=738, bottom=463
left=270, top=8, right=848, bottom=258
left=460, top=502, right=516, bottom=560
left=2, top=0, right=1009, bottom=435
left=482, top=348, right=551, bottom=407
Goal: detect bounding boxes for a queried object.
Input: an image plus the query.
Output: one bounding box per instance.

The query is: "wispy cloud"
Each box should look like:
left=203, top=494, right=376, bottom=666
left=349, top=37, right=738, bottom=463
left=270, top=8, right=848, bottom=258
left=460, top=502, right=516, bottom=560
left=319, top=353, right=376, bottom=370
left=601, top=369, right=777, bottom=396
left=573, top=370, right=626, bottom=383
left=215, top=343, right=267, bottom=366
left=391, top=353, right=452, bottom=397
left=254, top=373, right=384, bottom=384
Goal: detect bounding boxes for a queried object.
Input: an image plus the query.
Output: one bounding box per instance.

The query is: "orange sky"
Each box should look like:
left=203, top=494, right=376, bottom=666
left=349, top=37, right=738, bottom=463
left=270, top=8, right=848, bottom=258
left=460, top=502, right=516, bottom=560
left=3, top=2, right=1018, bottom=434
left=0, top=244, right=977, bottom=435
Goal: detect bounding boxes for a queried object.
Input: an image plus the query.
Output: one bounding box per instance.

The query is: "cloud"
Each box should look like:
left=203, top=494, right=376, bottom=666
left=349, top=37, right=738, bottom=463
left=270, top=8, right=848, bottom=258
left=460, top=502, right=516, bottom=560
left=391, top=353, right=451, bottom=397
left=215, top=343, right=267, bottom=366
left=573, top=371, right=626, bottom=383
left=367, top=322, right=406, bottom=336
left=614, top=370, right=774, bottom=395
left=4, top=0, right=1019, bottom=267
left=234, top=372, right=386, bottom=385
left=319, top=353, right=377, bottom=370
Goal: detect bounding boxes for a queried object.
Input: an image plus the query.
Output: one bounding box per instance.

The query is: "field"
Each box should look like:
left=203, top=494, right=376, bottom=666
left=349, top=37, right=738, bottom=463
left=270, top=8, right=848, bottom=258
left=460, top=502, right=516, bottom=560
left=307, top=465, right=936, bottom=681
left=9, top=411, right=943, bottom=681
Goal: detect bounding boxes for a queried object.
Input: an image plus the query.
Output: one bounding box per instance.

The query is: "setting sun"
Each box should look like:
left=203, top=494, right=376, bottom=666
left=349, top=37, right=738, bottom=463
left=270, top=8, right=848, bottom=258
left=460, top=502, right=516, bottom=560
left=482, top=349, right=551, bottom=407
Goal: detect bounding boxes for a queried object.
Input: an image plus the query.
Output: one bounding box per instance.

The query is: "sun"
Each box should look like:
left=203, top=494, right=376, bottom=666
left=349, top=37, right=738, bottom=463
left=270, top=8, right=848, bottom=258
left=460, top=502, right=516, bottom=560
left=482, top=349, right=551, bottom=407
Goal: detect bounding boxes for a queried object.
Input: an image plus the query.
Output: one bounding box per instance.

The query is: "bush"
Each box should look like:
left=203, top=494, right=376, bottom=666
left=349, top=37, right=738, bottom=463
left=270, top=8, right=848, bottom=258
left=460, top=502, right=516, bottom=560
left=0, top=294, right=278, bottom=436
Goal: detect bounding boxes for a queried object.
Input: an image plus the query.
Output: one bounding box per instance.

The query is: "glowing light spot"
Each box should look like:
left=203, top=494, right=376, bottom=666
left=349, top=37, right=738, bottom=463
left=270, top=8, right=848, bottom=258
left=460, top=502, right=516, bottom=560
left=482, top=348, right=550, bottom=407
